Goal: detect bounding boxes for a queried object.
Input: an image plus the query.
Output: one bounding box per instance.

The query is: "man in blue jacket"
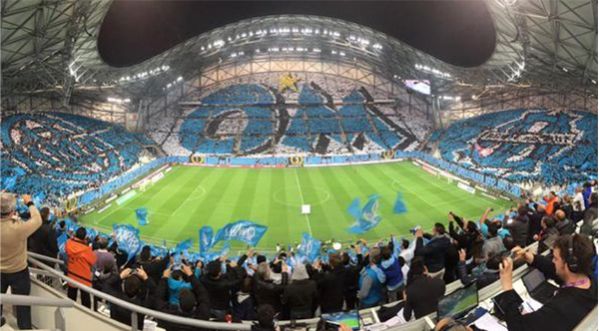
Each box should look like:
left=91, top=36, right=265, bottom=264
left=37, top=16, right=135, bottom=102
left=357, top=248, right=386, bottom=308
left=380, top=246, right=405, bottom=302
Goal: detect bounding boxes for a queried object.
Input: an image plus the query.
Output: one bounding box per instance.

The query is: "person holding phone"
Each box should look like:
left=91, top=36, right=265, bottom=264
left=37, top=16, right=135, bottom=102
left=0, top=193, right=41, bottom=329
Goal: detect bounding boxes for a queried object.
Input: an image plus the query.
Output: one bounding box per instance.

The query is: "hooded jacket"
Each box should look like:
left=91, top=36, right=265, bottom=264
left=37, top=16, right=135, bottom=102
left=282, top=264, right=318, bottom=318
left=65, top=237, right=96, bottom=286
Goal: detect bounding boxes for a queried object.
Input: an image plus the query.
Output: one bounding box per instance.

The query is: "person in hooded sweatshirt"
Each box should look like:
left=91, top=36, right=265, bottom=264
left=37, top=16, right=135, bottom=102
left=65, top=227, right=97, bottom=308
left=497, top=234, right=597, bottom=331
left=232, top=277, right=256, bottom=321
left=282, top=263, right=318, bottom=319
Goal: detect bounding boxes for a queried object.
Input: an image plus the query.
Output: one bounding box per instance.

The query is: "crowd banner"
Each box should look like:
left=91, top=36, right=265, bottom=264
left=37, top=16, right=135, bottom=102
left=212, top=220, right=268, bottom=247
left=297, top=232, right=322, bottom=263
left=112, top=224, right=143, bottom=262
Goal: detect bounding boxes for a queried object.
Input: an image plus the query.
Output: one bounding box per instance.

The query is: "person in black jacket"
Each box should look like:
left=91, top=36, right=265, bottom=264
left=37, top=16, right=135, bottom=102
left=200, top=255, right=247, bottom=320
left=28, top=207, right=58, bottom=266
left=137, top=246, right=169, bottom=284
left=155, top=267, right=211, bottom=331
left=253, top=261, right=289, bottom=314
left=496, top=234, right=597, bottom=331
left=251, top=304, right=278, bottom=331
left=403, top=257, right=446, bottom=321
left=102, top=266, right=156, bottom=330
left=314, top=254, right=345, bottom=313
left=414, top=224, right=450, bottom=280
left=447, top=212, right=482, bottom=261
left=341, top=251, right=361, bottom=310
left=282, top=263, right=318, bottom=319
left=456, top=249, right=500, bottom=290
left=526, top=204, right=545, bottom=245
left=554, top=209, right=575, bottom=236
left=506, top=206, right=529, bottom=247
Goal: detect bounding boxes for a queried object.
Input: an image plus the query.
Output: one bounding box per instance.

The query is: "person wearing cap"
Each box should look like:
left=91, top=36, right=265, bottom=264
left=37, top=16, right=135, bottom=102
left=0, top=193, right=42, bottom=329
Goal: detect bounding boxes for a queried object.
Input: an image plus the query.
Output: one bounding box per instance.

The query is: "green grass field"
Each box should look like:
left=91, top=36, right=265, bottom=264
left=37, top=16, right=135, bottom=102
left=80, top=162, right=512, bottom=250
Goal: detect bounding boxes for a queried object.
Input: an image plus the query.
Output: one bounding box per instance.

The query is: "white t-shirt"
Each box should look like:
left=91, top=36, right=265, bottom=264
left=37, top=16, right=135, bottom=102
left=573, top=192, right=586, bottom=212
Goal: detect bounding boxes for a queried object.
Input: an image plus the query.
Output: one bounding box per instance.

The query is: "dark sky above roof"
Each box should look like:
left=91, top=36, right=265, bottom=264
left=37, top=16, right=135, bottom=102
left=98, top=0, right=496, bottom=68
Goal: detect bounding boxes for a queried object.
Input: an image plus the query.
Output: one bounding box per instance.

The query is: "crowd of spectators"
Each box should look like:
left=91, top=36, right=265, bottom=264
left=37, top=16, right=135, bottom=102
left=1, top=180, right=597, bottom=330
left=1, top=113, right=155, bottom=206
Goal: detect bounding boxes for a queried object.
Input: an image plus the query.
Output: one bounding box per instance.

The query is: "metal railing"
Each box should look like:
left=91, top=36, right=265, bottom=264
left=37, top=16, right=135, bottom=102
left=0, top=294, right=73, bottom=331
left=29, top=254, right=252, bottom=331
left=29, top=240, right=587, bottom=331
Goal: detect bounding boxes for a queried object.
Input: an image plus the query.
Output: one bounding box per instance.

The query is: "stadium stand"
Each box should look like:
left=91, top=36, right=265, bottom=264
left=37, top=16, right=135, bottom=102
left=5, top=185, right=596, bottom=330
left=1, top=113, right=156, bottom=205
left=429, top=109, right=598, bottom=187
left=150, top=77, right=429, bottom=156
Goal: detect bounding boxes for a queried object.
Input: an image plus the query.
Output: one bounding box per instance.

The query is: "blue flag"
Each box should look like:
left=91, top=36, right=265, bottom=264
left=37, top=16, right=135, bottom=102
left=393, top=192, right=407, bottom=214
left=212, top=220, right=268, bottom=247
left=149, top=244, right=168, bottom=258
left=86, top=227, right=99, bottom=242
left=297, top=233, right=321, bottom=263
left=392, top=236, right=402, bottom=258
left=112, top=224, right=143, bottom=262
left=57, top=232, right=68, bottom=255
left=199, top=226, right=215, bottom=252
left=347, top=198, right=362, bottom=219
left=348, top=194, right=383, bottom=234
left=136, top=208, right=149, bottom=226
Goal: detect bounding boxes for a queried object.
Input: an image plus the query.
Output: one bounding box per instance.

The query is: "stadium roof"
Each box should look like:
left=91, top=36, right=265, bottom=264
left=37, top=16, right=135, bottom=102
left=97, top=1, right=497, bottom=68
left=1, top=0, right=597, bottom=103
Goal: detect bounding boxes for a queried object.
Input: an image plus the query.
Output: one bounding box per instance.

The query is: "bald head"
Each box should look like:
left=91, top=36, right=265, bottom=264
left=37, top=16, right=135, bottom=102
left=555, top=210, right=566, bottom=221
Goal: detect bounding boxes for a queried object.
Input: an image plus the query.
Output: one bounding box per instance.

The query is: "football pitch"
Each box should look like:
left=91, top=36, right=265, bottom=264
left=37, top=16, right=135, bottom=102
left=80, top=162, right=512, bottom=250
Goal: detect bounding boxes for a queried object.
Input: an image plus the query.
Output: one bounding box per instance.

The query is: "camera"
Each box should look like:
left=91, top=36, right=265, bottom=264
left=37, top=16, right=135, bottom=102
left=409, top=226, right=421, bottom=235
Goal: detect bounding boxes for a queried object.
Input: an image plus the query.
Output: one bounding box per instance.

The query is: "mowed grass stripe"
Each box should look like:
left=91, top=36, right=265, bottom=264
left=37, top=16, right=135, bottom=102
left=399, top=164, right=483, bottom=214
left=266, top=168, right=291, bottom=249
left=300, top=167, right=334, bottom=240
left=163, top=167, right=216, bottom=242
left=95, top=167, right=189, bottom=226
left=145, top=168, right=207, bottom=241
left=359, top=164, right=420, bottom=235
left=79, top=162, right=516, bottom=249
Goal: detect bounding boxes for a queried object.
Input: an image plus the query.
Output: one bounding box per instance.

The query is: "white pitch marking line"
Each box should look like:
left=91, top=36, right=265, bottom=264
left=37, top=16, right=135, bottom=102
left=293, top=169, right=313, bottom=236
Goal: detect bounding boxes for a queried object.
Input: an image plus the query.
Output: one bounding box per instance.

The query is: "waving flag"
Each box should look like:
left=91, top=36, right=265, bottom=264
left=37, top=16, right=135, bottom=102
left=213, top=220, right=268, bottom=247
left=136, top=207, right=149, bottom=226
left=86, top=227, right=99, bottom=241
left=112, top=224, right=143, bottom=262
left=347, top=198, right=362, bottom=219
left=297, top=232, right=322, bottom=262
left=391, top=236, right=402, bottom=258
left=57, top=232, right=68, bottom=255
left=150, top=244, right=168, bottom=258
left=393, top=192, right=408, bottom=214
left=199, top=226, right=214, bottom=252
left=348, top=194, right=383, bottom=234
